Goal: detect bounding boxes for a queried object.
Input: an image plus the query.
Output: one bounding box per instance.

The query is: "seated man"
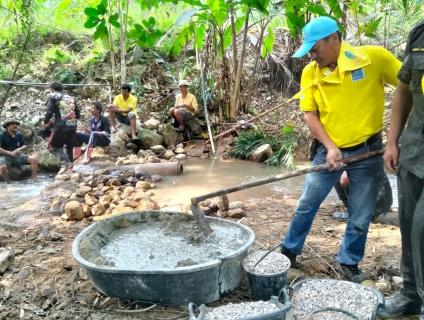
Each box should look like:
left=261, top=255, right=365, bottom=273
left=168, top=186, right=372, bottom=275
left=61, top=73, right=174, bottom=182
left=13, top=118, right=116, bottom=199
left=169, top=80, right=198, bottom=132
left=74, top=102, right=111, bottom=165
left=107, top=83, right=138, bottom=141
left=0, top=119, right=38, bottom=183
left=333, top=171, right=393, bottom=220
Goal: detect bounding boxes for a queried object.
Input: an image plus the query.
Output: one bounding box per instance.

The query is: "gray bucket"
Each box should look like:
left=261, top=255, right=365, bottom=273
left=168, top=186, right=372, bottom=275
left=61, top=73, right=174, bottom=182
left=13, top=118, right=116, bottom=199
left=242, top=253, right=290, bottom=301
left=72, top=210, right=255, bottom=306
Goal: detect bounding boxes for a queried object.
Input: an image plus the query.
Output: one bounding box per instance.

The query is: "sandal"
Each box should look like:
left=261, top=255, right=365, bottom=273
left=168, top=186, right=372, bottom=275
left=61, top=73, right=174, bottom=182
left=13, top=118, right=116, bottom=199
left=175, top=127, right=185, bottom=132
left=111, top=127, right=117, bottom=133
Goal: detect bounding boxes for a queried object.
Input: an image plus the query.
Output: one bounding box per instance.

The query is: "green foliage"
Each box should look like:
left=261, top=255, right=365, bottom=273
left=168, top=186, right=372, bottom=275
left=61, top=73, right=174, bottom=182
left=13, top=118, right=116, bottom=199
left=263, top=125, right=297, bottom=169
left=0, top=65, right=14, bottom=80
left=261, top=26, right=274, bottom=58
left=44, top=46, right=71, bottom=63
left=127, top=17, right=163, bottom=48
left=52, top=70, right=77, bottom=84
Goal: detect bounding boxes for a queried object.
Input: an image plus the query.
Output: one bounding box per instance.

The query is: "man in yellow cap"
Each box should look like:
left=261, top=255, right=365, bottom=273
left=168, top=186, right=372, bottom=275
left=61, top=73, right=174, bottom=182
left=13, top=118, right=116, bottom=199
left=0, top=119, right=38, bottom=183
left=280, top=16, right=401, bottom=283
left=379, top=19, right=424, bottom=319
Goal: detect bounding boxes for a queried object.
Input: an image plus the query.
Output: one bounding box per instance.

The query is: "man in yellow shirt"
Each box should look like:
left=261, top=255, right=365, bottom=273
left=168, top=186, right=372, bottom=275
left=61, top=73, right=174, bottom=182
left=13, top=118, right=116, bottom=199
left=107, top=83, right=138, bottom=141
left=169, top=80, right=198, bottom=132
left=280, top=17, right=401, bottom=283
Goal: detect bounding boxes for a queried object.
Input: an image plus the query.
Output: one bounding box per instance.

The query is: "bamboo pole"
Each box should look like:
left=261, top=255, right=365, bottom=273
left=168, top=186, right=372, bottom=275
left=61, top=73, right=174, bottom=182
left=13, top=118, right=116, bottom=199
left=212, top=99, right=293, bottom=141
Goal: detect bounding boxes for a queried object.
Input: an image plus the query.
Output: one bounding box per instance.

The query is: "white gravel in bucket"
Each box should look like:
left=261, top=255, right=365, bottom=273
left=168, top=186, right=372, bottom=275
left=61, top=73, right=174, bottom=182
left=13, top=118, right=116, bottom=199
left=291, top=280, right=377, bottom=320
left=243, top=251, right=290, bottom=274
left=305, top=310, right=358, bottom=320
left=204, top=301, right=280, bottom=319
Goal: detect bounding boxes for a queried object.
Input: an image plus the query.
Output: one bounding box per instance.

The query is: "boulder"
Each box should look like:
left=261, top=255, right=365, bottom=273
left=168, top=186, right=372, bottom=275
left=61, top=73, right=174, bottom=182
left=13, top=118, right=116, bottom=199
left=144, top=117, right=160, bottom=130
left=18, top=124, right=35, bottom=142
left=162, top=124, right=184, bottom=147
left=0, top=165, right=30, bottom=182
left=36, top=151, right=60, bottom=171
left=229, top=201, right=244, bottom=210
left=227, top=208, right=244, bottom=218
left=163, top=150, right=175, bottom=160
left=108, top=134, right=127, bottom=158
left=251, top=144, right=273, bottom=163
left=0, top=249, right=15, bottom=274
left=64, top=201, right=85, bottom=221
left=184, top=117, right=202, bottom=136
left=150, top=145, right=166, bottom=154
left=138, top=129, right=164, bottom=150
left=91, top=203, right=106, bottom=216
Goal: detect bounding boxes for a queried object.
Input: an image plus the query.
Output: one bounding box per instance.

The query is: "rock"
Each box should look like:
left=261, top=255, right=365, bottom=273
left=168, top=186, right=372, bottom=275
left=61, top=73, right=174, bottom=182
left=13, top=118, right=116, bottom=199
left=99, top=194, right=113, bottom=206
left=36, top=151, right=60, bottom=170
left=229, top=201, right=244, bottom=210
left=175, top=147, right=185, bottom=154
left=251, top=144, right=273, bottom=162
left=61, top=213, right=68, bottom=220
left=108, top=133, right=127, bottom=158
left=91, top=204, right=106, bottom=216
left=123, top=186, right=134, bottom=194
left=31, top=115, right=42, bottom=126
left=136, top=128, right=163, bottom=149
left=81, top=203, right=91, bottom=217
left=18, top=124, right=34, bottom=142
left=135, top=169, right=151, bottom=180
left=239, top=217, right=251, bottom=226
left=144, top=117, right=160, bottom=130
left=130, top=45, right=144, bottom=64
left=136, top=181, right=150, bottom=191
left=40, top=286, right=55, bottom=297
left=216, top=210, right=228, bottom=218
left=216, top=195, right=229, bottom=211
left=84, top=193, right=99, bottom=206
left=0, top=250, right=15, bottom=273
left=0, top=165, right=30, bottom=182
left=124, top=201, right=139, bottom=208
left=64, top=201, right=85, bottom=221
left=75, top=186, right=92, bottom=197
left=150, top=145, right=166, bottom=154
left=175, top=154, right=186, bottom=160
left=28, top=87, right=39, bottom=94
left=137, top=198, right=160, bottom=210
left=162, top=124, right=184, bottom=147
left=163, top=150, right=175, bottom=160
left=184, top=117, right=202, bottom=136
left=227, top=208, right=244, bottom=218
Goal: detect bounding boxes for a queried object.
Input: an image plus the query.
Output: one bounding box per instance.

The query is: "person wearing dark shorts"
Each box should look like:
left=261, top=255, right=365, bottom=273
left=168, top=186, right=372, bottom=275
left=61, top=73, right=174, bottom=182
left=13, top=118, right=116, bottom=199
left=169, top=79, right=198, bottom=132
left=0, top=119, right=38, bottom=183
left=43, top=81, right=80, bottom=174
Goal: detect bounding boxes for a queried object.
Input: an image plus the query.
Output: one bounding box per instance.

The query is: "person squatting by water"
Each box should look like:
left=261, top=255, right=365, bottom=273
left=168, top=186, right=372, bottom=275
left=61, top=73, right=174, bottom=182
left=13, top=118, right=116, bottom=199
left=73, top=101, right=111, bottom=165
left=0, top=119, right=38, bottom=184
left=280, top=17, right=401, bottom=283
left=43, top=81, right=80, bottom=175
left=168, top=79, right=198, bottom=132
left=378, top=20, right=424, bottom=319
left=107, top=83, right=139, bottom=142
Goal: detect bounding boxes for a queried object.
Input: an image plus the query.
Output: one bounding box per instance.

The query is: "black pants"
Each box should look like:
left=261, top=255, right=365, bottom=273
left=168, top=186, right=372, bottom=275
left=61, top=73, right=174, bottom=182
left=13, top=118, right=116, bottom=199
left=398, top=165, right=424, bottom=295
left=48, top=129, right=76, bottom=165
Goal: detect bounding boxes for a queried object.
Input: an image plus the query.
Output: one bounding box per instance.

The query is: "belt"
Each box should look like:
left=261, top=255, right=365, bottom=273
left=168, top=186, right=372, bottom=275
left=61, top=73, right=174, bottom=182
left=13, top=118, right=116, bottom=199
left=339, top=132, right=381, bottom=152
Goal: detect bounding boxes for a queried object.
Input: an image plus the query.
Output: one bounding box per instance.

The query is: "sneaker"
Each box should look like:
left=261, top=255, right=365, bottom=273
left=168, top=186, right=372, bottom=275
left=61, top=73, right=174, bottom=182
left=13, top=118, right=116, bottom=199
left=111, top=127, right=117, bottom=133
left=281, top=246, right=299, bottom=267
left=340, top=263, right=368, bottom=283
left=333, top=211, right=349, bottom=220
left=58, top=163, right=73, bottom=175
left=378, top=286, right=422, bottom=318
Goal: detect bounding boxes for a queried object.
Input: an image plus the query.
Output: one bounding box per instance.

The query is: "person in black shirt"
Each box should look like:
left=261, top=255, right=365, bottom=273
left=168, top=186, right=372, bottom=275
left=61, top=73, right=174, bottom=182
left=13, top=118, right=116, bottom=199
left=0, top=119, right=38, bottom=183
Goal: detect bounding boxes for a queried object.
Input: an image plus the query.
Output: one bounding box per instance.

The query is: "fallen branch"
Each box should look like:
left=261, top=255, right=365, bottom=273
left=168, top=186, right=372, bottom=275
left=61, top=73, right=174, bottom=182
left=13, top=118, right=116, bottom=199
left=113, top=304, right=157, bottom=312
left=212, top=99, right=293, bottom=141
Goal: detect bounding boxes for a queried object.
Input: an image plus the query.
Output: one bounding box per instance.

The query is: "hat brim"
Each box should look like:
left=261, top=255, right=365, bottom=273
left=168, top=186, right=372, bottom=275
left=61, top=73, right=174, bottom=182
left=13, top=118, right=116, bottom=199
left=292, top=41, right=316, bottom=58
left=3, top=121, right=20, bottom=128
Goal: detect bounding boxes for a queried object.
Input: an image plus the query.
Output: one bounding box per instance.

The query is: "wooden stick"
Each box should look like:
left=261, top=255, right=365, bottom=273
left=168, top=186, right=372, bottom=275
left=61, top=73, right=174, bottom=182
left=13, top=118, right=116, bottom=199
left=212, top=99, right=293, bottom=141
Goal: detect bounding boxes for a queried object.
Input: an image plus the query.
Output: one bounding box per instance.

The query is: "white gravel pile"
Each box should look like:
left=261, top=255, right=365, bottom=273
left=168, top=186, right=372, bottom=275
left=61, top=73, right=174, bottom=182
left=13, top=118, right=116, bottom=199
left=204, top=301, right=280, bottom=320
left=291, top=280, right=378, bottom=320
left=243, top=251, right=290, bottom=275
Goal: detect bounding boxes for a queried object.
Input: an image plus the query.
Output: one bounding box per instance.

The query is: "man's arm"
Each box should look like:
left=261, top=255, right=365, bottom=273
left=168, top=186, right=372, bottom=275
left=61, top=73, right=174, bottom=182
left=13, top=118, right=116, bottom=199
left=383, top=81, right=413, bottom=172
left=75, top=100, right=81, bottom=119
left=43, top=97, right=55, bottom=123
left=304, top=111, right=341, bottom=169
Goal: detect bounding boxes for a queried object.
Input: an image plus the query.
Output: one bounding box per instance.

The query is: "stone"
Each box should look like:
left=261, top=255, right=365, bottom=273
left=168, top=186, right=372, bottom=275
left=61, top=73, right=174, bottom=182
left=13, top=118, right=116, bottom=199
left=136, top=181, right=150, bottom=191
left=76, top=186, right=92, bottom=197
left=163, top=150, right=175, bottom=160
left=150, top=145, right=166, bottom=154
left=124, top=201, right=139, bottom=208
left=229, top=201, right=244, bottom=210
left=36, top=151, right=60, bottom=171
left=144, top=117, right=160, bottom=130
left=61, top=213, right=68, bottom=220
left=91, top=204, right=106, bottom=216
left=227, top=208, right=244, bottom=218
left=64, top=201, right=85, bottom=221
left=123, top=186, right=135, bottom=194
left=130, top=45, right=144, bottom=64
left=216, top=195, right=229, bottom=211
left=175, top=147, right=186, bottom=154
left=81, top=203, right=91, bottom=217
left=84, top=193, right=99, bottom=206
left=0, top=250, right=15, bottom=273
left=175, top=154, right=186, bottom=160
left=239, top=217, right=251, bottom=226
left=183, top=117, right=202, bottom=136
left=138, top=128, right=164, bottom=150
left=251, top=144, right=273, bottom=162
left=99, top=194, right=113, bottom=206
left=162, top=123, right=184, bottom=147
left=216, top=210, right=228, bottom=218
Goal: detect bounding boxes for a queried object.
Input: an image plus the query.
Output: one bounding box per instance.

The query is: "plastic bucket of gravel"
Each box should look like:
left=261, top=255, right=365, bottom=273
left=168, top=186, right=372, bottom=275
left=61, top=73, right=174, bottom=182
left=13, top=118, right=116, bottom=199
left=242, top=251, right=291, bottom=301
left=188, top=288, right=291, bottom=320
left=287, top=279, right=384, bottom=320
left=304, top=307, right=361, bottom=320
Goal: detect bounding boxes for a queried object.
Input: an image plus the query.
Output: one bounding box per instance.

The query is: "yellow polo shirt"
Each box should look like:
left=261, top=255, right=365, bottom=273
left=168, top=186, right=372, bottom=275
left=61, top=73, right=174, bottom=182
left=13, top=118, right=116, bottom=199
left=175, top=92, right=198, bottom=116
left=113, top=94, right=137, bottom=116
left=293, top=42, right=401, bottom=148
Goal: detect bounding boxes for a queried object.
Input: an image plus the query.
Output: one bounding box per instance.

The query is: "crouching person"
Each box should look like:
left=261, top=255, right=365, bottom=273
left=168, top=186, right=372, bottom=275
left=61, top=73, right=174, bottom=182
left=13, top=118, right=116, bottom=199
left=0, top=119, right=38, bottom=183
left=74, top=102, right=111, bottom=165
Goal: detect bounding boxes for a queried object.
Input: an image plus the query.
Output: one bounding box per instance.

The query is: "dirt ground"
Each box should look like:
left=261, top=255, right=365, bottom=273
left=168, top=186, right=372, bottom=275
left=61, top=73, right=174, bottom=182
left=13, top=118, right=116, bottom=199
left=0, top=169, right=417, bottom=320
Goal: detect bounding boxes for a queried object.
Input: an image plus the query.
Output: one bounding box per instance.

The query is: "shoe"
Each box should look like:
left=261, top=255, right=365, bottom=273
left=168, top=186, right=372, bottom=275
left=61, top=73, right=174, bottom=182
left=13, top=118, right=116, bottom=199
left=111, top=127, right=117, bottom=133
left=175, top=126, right=185, bottom=132
left=58, top=163, right=73, bottom=174
left=82, top=148, right=93, bottom=165
left=132, top=137, right=141, bottom=144
left=281, top=246, right=299, bottom=267
left=378, top=286, right=422, bottom=318
left=340, top=263, right=368, bottom=283
left=333, top=211, right=349, bottom=220
left=73, top=147, right=81, bottom=159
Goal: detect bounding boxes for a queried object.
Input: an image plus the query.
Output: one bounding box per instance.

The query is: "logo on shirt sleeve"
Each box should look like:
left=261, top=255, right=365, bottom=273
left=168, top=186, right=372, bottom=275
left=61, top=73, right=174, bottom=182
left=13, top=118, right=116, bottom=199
left=351, top=68, right=365, bottom=82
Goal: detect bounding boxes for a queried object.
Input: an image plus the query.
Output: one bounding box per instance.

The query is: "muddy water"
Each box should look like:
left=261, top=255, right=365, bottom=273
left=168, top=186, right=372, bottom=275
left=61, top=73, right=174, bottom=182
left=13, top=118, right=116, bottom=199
left=0, top=175, right=53, bottom=210
left=100, top=220, right=247, bottom=269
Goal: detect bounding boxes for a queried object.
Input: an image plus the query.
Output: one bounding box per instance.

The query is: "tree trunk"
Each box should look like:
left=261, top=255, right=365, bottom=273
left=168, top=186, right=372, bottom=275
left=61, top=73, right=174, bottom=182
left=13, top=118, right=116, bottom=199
left=107, top=0, right=117, bottom=92
left=116, top=0, right=126, bottom=84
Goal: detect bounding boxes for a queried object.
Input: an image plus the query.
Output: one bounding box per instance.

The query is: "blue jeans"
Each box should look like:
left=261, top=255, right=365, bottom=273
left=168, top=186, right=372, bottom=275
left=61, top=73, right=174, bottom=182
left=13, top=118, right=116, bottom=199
left=75, top=132, right=110, bottom=148
left=283, top=138, right=384, bottom=265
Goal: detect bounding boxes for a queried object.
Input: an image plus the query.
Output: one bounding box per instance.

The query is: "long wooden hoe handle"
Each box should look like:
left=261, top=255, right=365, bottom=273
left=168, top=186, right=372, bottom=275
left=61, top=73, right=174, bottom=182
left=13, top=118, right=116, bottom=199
left=191, top=149, right=384, bottom=205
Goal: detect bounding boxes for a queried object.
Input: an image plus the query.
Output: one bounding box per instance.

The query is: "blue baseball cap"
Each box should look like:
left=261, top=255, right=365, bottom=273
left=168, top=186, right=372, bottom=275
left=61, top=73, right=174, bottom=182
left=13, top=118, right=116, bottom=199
left=293, top=17, right=339, bottom=58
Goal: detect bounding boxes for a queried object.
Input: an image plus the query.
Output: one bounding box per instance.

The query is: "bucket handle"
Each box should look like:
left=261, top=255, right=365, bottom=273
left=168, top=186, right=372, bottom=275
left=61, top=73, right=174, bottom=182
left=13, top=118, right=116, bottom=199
left=188, top=302, right=207, bottom=320
left=252, top=243, right=282, bottom=268
left=269, top=287, right=292, bottom=311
